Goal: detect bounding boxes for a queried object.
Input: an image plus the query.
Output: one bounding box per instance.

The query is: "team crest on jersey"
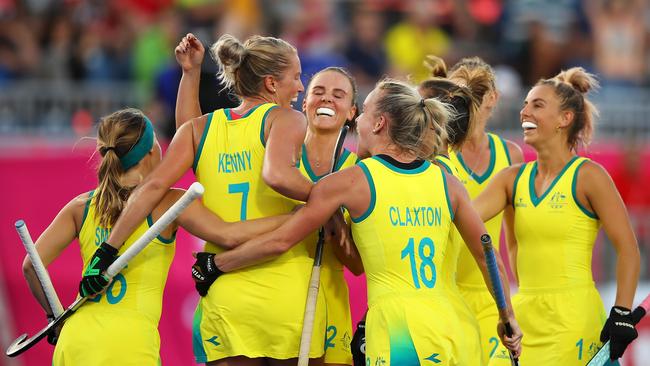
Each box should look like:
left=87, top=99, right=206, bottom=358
left=548, top=191, right=567, bottom=210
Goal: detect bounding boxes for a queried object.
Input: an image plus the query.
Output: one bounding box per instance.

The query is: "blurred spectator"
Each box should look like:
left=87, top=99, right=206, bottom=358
left=383, top=0, right=451, bottom=82
left=586, top=0, right=649, bottom=86
left=344, top=5, right=387, bottom=92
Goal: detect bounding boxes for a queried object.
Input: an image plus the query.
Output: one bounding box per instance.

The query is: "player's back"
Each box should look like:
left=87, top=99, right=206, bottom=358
left=351, top=155, right=455, bottom=305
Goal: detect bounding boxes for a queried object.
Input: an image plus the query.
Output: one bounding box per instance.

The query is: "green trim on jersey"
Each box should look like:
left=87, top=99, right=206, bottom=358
left=80, top=190, right=95, bottom=230
left=225, top=104, right=262, bottom=121
left=498, top=135, right=512, bottom=165
left=529, top=156, right=579, bottom=206
left=259, top=105, right=278, bottom=147
left=441, top=169, right=454, bottom=221
left=372, top=155, right=431, bottom=174
left=193, top=112, right=213, bottom=173
left=572, top=159, right=598, bottom=219
left=511, top=164, right=526, bottom=204
left=351, top=161, right=376, bottom=223
left=146, top=214, right=175, bottom=244
left=456, top=133, right=496, bottom=183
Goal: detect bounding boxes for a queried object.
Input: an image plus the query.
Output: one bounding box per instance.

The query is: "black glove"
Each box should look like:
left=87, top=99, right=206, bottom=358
left=600, top=306, right=638, bottom=360
left=79, top=242, right=118, bottom=297
left=192, top=252, right=223, bottom=297
left=46, top=314, right=59, bottom=345
left=351, top=320, right=366, bottom=366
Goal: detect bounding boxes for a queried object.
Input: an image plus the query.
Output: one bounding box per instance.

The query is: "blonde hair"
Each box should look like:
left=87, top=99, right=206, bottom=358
left=211, top=34, right=297, bottom=98
left=448, top=57, right=496, bottom=131
left=374, top=79, right=450, bottom=160
left=95, top=108, right=149, bottom=227
left=536, top=67, right=599, bottom=150
left=420, top=55, right=479, bottom=149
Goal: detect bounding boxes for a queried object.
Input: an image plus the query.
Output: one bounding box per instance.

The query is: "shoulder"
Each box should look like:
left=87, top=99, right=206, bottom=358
left=504, top=139, right=524, bottom=164
left=268, top=107, right=306, bottom=126
left=576, top=159, right=613, bottom=184
left=66, top=191, right=94, bottom=228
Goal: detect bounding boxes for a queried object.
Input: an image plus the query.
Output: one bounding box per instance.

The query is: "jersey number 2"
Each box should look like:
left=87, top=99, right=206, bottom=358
left=228, top=182, right=250, bottom=221
left=401, top=237, right=436, bottom=289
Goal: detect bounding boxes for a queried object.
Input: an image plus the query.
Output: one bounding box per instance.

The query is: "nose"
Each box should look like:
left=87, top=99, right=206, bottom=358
left=520, top=104, right=530, bottom=119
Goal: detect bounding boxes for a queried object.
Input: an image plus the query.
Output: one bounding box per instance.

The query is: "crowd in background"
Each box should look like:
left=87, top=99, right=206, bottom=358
left=0, top=0, right=649, bottom=280
left=0, top=0, right=649, bottom=136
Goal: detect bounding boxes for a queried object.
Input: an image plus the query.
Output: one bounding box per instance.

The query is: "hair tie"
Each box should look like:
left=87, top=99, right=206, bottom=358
left=99, top=146, right=116, bottom=156
left=420, top=98, right=426, bottom=108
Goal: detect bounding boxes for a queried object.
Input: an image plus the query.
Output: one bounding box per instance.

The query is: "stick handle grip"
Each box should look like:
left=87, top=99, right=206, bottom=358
left=105, top=182, right=204, bottom=278
left=16, top=220, right=64, bottom=317
left=297, top=266, right=321, bottom=366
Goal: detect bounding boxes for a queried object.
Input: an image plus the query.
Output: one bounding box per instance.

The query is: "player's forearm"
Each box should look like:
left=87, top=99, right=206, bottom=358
left=22, top=260, right=53, bottom=315
left=213, top=233, right=292, bottom=272
left=106, top=180, right=168, bottom=249
left=175, top=69, right=202, bottom=129
left=226, top=215, right=291, bottom=247
left=614, top=245, right=640, bottom=309
left=264, top=168, right=313, bottom=202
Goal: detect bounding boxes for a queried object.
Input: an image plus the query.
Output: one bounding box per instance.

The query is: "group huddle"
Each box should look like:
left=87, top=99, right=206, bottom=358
left=21, top=32, right=642, bottom=366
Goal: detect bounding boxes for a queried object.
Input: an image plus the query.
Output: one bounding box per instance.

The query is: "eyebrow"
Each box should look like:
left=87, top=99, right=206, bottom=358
left=311, top=85, right=349, bottom=95
left=524, top=97, right=546, bottom=104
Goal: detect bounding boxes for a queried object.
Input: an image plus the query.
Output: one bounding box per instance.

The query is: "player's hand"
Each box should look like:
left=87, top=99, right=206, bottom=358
left=325, top=211, right=352, bottom=255
left=79, top=242, right=118, bottom=297
left=600, top=306, right=638, bottom=360
left=175, top=33, right=205, bottom=73
left=350, top=320, right=366, bottom=366
left=497, top=316, right=523, bottom=358
left=45, top=314, right=63, bottom=345
left=192, top=252, right=223, bottom=297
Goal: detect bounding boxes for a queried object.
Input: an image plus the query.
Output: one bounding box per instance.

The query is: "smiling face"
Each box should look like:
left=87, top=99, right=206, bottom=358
left=303, top=70, right=356, bottom=133
left=520, top=85, right=569, bottom=147
left=273, top=51, right=304, bottom=108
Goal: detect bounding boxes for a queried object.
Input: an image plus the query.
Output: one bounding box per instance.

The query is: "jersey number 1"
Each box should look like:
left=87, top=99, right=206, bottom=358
left=228, top=182, right=250, bottom=221
left=401, top=237, right=436, bottom=289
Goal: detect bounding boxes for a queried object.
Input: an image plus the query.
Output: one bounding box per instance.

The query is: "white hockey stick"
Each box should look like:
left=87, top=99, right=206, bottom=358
left=5, top=182, right=204, bottom=357
left=15, top=220, right=64, bottom=317
left=297, top=125, right=349, bottom=366
left=586, top=293, right=650, bottom=366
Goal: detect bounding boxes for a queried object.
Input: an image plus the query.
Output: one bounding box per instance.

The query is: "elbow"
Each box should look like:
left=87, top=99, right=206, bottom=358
left=263, top=168, right=286, bottom=193
left=22, top=257, right=35, bottom=279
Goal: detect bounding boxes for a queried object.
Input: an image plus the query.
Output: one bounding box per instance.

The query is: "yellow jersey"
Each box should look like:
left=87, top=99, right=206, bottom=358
left=297, top=144, right=358, bottom=269
left=54, top=190, right=175, bottom=365
left=194, top=103, right=309, bottom=260
left=449, top=133, right=512, bottom=287
left=191, top=104, right=326, bottom=361
left=350, top=155, right=455, bottom=306
left=512, top=156, right=600, bottom=291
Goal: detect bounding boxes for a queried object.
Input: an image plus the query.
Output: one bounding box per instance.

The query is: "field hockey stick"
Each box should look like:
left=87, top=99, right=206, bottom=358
left=16, top=220, right=64, bottom=318
left=586, top=293, right=650, bottom=366
left=481, top=234, right=519, bottom=366
left=297, top=124, right=349, bottom=366
left=5, top=182, right=204, bottom=357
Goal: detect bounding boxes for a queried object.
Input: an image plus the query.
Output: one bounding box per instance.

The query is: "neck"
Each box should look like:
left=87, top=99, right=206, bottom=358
left=534, top=143, right=574, bottom=177
left=304, top=129, right=342, bottom=172
left=238, top=95, right=276, bottom=111
left=372, top=142, right=417, bottom=163
left=464, top=130, right=488, bottom=151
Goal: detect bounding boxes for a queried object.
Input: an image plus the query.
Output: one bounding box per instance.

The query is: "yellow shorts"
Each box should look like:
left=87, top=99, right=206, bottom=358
left=487, top=286, right=608, bottom=366
left=366, top=291, right=481, bottom=366
left=322, top=268, right=353, bottom=365
left=459, top=285, right=499, bottom=364
left=54, top=308, right=160, bottom=366
left=192, top=258, right=326, bottom=362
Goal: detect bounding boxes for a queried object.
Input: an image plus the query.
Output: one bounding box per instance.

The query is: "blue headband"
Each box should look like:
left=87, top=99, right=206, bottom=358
left=120, top=116, right=154, bottom=170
